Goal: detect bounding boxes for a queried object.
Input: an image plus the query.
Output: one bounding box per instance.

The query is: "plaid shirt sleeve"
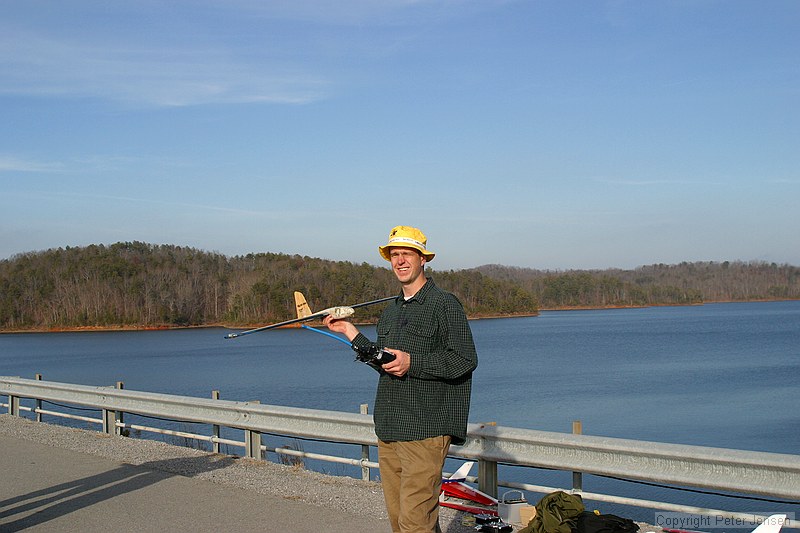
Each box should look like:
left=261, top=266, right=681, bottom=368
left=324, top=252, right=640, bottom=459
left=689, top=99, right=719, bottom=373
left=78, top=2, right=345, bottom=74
left=352, top=278, right=478, bottom=445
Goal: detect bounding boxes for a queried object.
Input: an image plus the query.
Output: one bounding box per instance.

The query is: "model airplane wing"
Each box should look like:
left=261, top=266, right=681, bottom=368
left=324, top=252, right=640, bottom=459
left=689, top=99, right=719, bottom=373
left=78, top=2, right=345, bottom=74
left=225, top=291, right=394, bottom=339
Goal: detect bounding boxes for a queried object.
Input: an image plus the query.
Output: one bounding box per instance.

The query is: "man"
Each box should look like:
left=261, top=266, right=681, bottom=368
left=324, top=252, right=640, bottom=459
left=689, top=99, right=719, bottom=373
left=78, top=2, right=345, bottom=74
left=324, top=225, right=478, bottom=533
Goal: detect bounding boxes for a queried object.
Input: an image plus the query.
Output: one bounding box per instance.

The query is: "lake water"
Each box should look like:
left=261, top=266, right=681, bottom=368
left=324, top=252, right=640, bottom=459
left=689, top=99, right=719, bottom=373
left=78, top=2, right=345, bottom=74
left=2, top=300, right=799, bottom=524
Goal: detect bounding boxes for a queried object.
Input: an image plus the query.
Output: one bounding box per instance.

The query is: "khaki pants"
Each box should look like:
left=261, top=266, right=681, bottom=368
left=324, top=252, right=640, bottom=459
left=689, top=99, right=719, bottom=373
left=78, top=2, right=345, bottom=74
left=378, top=436, right=452, bottom=533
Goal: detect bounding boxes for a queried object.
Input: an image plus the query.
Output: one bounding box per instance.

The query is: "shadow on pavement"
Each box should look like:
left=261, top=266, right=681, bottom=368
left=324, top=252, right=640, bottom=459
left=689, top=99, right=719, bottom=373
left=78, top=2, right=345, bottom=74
left=0, top=453, right=234, bottom=532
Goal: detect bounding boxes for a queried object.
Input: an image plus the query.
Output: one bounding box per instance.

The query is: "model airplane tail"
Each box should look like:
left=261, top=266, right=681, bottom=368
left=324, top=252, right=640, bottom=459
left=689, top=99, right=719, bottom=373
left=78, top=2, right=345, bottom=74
left=294, top=291, right=354, bottom=320
left=751, top=515, right=786, bottom=533
left=295, top=292, right=313, bottom=319
left=447, top=461, right=477, bottom=481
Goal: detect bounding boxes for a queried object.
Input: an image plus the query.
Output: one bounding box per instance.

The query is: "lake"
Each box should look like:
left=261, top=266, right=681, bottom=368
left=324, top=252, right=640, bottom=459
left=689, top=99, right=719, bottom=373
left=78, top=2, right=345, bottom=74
left=2, top=300, right=799, bottom=524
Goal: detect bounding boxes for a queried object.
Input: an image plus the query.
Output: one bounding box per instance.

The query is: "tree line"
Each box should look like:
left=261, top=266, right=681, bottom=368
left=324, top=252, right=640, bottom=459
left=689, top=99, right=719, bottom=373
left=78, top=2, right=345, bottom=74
left=475, top=261, right=800, bottom=308
left=0, top=242, right=797, bottom=331
left=0, top=242, right=535, bottom=330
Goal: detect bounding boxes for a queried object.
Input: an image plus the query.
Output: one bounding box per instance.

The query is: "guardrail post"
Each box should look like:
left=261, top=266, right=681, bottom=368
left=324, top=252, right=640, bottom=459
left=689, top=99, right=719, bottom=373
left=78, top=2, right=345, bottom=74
left=102, top=383, right=118, bottom=435
left=211, top=390, right=220, bottom=454
left=478, top=459, right=498, bottom=499
left=115, top=382, right=124, bottom=436
left=360, top=403, right=370, bottom=481
left=35, top=374, right=43, bottom=422
left=244, top=400, right=262, bottom=460
left=572, top=420, right=583, bottom=492
left=478, top=422, right=498, bottom=498
left=102, top=408, right=114, bottom=433
left=9, top=394, right=19, bottom=416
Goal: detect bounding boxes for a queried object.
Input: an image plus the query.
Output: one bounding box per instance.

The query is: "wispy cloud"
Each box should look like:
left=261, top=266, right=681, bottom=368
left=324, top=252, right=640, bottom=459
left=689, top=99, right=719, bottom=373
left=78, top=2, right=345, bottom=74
left=0, top=0, right=493, bottom=107
left=0, top=153, right=158, bottom=175
left=27, top=191, right=306, bottom=220
left=32, top=190, right=277, bottom=218
left=190, top=0, right=487, bottom=25
left=0, top=28, right=330, bottom=107
left=592, top=176, right=725, bottom=187
left=0, top=155, right=63, bottom=173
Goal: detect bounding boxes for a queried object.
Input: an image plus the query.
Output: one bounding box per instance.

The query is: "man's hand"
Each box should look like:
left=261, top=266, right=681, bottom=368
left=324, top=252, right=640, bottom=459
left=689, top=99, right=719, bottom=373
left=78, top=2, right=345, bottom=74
left=323, top=315, right=359, bottom=341
left=382, top=348, right=410, bottom=377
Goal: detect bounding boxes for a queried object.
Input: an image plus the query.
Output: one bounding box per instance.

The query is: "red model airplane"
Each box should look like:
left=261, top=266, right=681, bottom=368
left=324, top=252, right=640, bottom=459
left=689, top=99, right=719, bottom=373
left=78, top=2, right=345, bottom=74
left=440, top=461, right=499, bottom=516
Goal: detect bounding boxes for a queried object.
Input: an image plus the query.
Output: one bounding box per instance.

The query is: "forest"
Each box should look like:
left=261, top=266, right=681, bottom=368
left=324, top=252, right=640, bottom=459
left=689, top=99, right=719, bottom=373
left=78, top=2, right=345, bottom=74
left=1, top=242, right=798, bottom=331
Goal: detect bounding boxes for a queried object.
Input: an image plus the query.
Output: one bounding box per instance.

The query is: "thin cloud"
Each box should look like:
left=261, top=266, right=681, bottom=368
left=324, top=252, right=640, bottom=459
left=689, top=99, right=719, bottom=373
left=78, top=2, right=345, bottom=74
left=190, top=0, right=494, bottom=25
left=592, top=177, right=725, bottom=187
left=0, top=155, right=63, bottom=173
left=0, top=29, right=330, bottom=107
left=0, top=154, right=153, bottom=175
left=33, top=190, right=277, bottom=218
left=0, top=0, right=498, bottom=106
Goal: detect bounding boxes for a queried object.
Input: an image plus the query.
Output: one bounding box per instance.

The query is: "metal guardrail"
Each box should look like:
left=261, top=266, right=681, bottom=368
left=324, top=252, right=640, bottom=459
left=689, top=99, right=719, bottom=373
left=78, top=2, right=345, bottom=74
left=2, top=376, right=799, bottom=528
left=457, top=424, right=800, bottom=499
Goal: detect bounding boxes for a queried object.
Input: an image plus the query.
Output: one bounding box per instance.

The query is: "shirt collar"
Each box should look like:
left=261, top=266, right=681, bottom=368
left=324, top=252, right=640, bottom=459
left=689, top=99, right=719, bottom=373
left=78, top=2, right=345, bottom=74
left=398, top=277, right=433, bottom=305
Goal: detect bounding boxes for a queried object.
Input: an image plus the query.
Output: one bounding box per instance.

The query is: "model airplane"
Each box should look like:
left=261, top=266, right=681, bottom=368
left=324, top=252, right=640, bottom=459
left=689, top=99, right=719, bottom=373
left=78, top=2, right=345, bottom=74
left=224, top=291, right=394, bottom=339
left=440, top=461, right=499, bottom=516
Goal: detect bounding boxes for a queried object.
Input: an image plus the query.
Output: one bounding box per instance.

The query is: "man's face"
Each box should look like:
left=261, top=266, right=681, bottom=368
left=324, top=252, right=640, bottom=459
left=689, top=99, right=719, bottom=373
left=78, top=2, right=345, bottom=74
left=389, top=247, right=425, bottom=286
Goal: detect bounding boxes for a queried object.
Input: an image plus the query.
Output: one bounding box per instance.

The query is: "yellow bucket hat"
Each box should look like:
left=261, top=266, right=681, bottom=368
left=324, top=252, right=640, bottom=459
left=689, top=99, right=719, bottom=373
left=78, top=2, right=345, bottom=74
left=379, top=226, right=436, bottom=262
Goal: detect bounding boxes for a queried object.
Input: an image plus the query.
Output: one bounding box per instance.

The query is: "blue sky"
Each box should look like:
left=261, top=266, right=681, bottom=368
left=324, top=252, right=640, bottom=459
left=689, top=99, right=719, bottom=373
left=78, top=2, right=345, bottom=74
left=1, top=1, right=798, bottom=271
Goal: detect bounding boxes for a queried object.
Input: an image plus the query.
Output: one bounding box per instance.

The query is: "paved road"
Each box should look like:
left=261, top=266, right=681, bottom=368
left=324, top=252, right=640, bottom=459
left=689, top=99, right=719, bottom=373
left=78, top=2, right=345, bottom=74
left=0, top=433, right=391, bottom=533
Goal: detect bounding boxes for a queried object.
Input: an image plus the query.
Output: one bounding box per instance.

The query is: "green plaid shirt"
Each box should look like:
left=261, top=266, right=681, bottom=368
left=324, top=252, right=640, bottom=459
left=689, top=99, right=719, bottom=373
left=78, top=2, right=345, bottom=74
left=352, top=278, right=478, bottom=445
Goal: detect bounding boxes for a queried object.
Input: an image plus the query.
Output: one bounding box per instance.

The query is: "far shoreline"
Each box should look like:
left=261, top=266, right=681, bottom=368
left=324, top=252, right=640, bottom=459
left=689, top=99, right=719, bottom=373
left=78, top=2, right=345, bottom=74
left=2, top=299, right=797, bottom=335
